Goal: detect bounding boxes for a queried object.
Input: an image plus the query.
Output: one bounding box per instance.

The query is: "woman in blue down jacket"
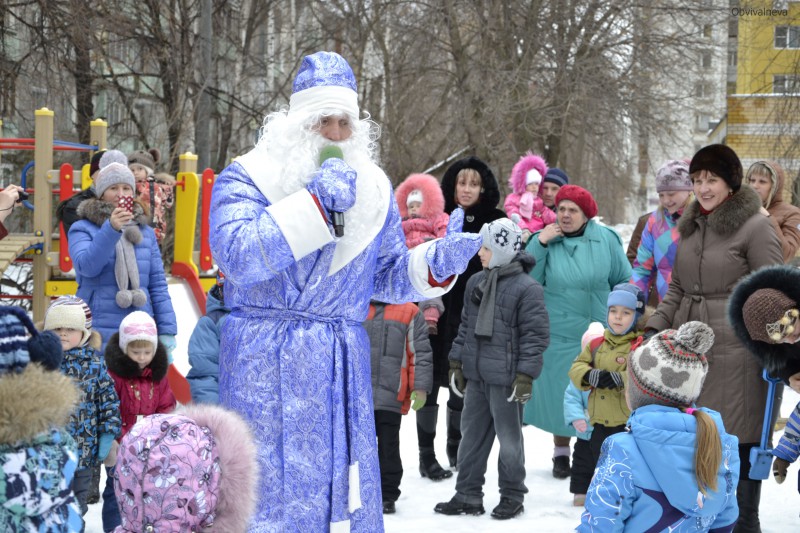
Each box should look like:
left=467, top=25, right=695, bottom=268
left=68, top=160, right=176, bottom=350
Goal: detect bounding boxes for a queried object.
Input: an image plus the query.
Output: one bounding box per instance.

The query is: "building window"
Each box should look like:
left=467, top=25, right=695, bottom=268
left=728, top=18, right=738, bottom=38
left=773, top=75, right=800, bottom=94
left=728, top=50, right=738, bottom=67
left=704, top=24, right=713, bottom=38
left=695, top=82, right=713, bottom=98
left=702, top=52, right=712, bottom=68
left=775, top=26, right=800, bottom=49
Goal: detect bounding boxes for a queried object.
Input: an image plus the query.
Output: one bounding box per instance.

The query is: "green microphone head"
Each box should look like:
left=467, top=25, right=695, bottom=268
left=319, top=145, right=344, bottom=165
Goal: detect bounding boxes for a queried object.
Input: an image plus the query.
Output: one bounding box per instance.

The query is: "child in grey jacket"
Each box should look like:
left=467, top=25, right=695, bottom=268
left=434, top=218, right=549, bottom=520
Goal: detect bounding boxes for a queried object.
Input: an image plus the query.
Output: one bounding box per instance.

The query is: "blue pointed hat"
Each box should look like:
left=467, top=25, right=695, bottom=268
left=289, top=51, right=359, bottom=120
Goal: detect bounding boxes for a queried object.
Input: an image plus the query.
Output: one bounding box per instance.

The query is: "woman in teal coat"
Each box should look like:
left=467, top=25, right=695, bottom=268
left=524, top=185, right=631, bottom=478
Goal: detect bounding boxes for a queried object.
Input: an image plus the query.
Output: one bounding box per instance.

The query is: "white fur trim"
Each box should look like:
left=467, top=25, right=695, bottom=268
left=407, top=241, right=454, bottom=298
left=349, top=461, right=362, bottom=513
left=289, top=86, right=359, bottom=120
left=330, top=520, right=350, bottom=533
left=266, top=189, right=333, bottom=260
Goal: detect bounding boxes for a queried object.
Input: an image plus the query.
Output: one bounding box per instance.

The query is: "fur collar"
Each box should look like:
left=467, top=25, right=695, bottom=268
left=0, top=365, right=80, bottom=444
left=678, top=185, right=761, bottom=238
left=76, top=197, right=148, bottom=228
left=104, top=332, right=169, bottom=381
left=395, top=173, right=445, bottom=220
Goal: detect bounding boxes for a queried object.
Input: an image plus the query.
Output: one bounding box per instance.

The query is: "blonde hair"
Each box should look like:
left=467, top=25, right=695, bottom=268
left=746, top=162, right=778, bottom=208
left=682, top=408, right=722, bottom=496
left=655, top=191, right=694, bottom=223
left=127, top=339, right=155, bottom=351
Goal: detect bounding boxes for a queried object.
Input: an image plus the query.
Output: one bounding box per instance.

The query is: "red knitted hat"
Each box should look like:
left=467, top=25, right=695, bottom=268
left=555, top=184, right=598, bottom=219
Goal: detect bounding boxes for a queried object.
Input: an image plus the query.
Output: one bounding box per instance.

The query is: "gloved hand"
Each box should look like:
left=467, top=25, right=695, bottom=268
left=449, top=360, right=466, bottom=398
left=507, top=373, right=533, bottom=404
left=98, top=433, right=116, bottom=461
left=642, top=328, right=659, bottom=342
left=306, top=158, right=357, bottom=223
left=510, top=213, right=521, bottom=225
left=573, top=419, right=589, bottom=433
left=103, top=440, right=120, bottom=467
left=159, top=334, right=176, bottom=364
left=773, top=457, right=790, bottom=484
left=586, top=369, right=624, bottom=389
left=410, top=390, right=427, bottom=411
left=426, top=208, right=482, bottom=283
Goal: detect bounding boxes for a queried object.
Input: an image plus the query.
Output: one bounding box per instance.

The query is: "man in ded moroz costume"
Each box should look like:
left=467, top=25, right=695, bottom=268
left=210, top=52, right=481, bottom=532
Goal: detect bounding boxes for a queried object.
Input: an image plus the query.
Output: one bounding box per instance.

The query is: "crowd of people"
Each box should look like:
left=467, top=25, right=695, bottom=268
left=2, top=50, right=800, bottom=533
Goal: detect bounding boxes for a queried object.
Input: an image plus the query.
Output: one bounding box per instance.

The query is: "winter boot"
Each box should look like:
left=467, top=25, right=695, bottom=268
left=86, top=464, right=101, bottom=504
left=434, top=496, right=485, bottom=516
left=552, top=455, right=571, bottom=479
left=382, top=500, right=396, bottom=514
left=733, top=478, right=762, bottom=532
left=491, top=497, right=524, bottom=520
left=417, top=405, right=452, bottom=481
left=446, top=406, right=462, bottom=469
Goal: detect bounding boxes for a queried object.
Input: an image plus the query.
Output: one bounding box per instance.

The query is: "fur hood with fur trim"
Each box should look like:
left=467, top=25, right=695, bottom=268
left=395, top=173, right=445, bottom=220
left=678, top=183, right=761, bottom=238
left=509, top=153, right=548, bottom=195
left=441, top=156, right=502, bottom=216
left=104, top=331, right=168, bottom=381
left=728, top=264, right=800, bottom=381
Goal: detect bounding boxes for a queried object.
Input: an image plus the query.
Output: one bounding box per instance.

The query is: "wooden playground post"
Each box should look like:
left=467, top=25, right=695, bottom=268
left=85, top=119, right=108, bottom=189
left=32, top=108, right=54, bottom=321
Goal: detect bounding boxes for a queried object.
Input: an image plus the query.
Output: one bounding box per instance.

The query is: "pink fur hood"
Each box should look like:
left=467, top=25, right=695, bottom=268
left=395, top=173, right=445, bottom=219
left=510, top=153, right=548, bottom=195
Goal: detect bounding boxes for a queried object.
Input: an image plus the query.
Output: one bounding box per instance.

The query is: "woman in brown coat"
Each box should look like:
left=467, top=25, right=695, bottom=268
left=646, top=144, right=783, bottom=533
left=746, top=160, right=800, bottom=262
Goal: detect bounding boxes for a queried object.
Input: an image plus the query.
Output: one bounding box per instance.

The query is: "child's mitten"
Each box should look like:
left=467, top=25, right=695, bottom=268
left=410, top=390, right=427, bottom=411
left=773, top=457, right=790, bottom=484
left=507, top=373, right=533, bottom=404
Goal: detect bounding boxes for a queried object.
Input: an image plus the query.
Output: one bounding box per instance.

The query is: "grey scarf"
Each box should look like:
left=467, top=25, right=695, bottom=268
left=114, top=224, right=147, bottom=308
left=474, top=260, right=523, bottom=337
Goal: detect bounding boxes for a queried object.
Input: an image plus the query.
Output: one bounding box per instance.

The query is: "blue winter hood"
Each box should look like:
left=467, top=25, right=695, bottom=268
left=206, top=284, right=229, bottom=315
left=628, top=405, right=739, bottom=519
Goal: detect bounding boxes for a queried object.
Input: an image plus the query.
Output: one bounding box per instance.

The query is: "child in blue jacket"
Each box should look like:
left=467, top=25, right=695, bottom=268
left=42, top=296, right=121, bottom=520
left=186, top=272, right=229, bottom=404
left=578, top=321, right=740, bottom=532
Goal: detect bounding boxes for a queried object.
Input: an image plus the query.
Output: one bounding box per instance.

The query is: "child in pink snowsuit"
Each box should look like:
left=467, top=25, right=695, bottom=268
left=396, top=173, right=450, bottom=334
left=504, top=153, right=556, bottom=241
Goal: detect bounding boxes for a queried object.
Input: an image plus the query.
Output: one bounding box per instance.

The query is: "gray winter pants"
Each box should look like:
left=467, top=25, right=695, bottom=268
left=453, top=379, right=527, bottom=504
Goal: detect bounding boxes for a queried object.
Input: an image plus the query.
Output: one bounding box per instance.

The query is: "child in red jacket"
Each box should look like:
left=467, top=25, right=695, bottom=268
left=102, top=310, right=176, bottom=531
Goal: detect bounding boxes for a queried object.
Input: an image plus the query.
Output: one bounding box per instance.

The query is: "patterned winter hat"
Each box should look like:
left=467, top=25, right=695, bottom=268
left=95, top=161, right=135, bottom=199
left=555, top=184, right=598, bottom=219
left=115, top=404, right=259, bottom=532
left=0, top=306, right=63, bottom=375
left=655, top=159, right=692, bottom=193
left=289, top=51, right=358, bottom=121
left=99, top=149, right=129, bottom=169
left=44, top=295, right=93, bottom=346
left=742, top=288, right=799, bottom=344
left=479, top=218, right=523, bottom=269
left=628, top=321, right=714, bottom=410
left=118, top=311, right=158, bottom=353
left=689, top=144, right=743, bottom=192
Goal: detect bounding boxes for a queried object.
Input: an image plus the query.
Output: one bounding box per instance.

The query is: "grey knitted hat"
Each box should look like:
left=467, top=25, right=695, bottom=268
left=95, top=162, right=135, bottom=198
left=628, top=321, right=714, bottom=410
left=99, top=149, right=129, bottom=170
left=479, top=218, right=523, bottom=269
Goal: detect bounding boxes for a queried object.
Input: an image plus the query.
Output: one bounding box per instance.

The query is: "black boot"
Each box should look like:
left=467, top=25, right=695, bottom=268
left=446, top=406, right=462, bottom=469
left=491, top=497, right=524, bottom=520
left=86, top=463, right=101, bottom=504
left=434, top=496, right=485, bottom=516
left=733, top=478, right=762, bottom=532
left=552, top=456, right=571, bottom=479
left=417, top=405, right=452, bottom=481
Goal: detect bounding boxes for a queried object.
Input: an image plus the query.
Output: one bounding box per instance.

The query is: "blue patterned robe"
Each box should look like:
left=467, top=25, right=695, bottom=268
left=210, top=150, right=450, bottom=532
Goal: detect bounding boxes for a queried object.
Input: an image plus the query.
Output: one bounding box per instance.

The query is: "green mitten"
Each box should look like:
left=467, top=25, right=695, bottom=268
left=507, top=373, right=533, bottom=404
left=410, top=390, right=427, bottom=411
left=449, top=360, right=465, bottom=398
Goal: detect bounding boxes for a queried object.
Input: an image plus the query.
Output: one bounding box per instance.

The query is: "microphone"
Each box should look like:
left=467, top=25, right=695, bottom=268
left=319, top=145, right=346, bottom=237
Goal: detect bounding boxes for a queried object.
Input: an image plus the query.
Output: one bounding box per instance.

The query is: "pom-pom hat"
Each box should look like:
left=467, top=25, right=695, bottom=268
left=555, top=184, right=598, bottom=219
left=289, top=51, right=359, bottom=121
left=0, top=305, right=63, bottom=375
left=628, top=321, right=714, bottom=411
left=95, top=162, right=135, bottom=199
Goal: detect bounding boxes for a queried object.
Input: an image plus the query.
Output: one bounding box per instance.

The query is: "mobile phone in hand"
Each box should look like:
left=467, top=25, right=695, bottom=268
left=118, top=196, right=134, bottom=213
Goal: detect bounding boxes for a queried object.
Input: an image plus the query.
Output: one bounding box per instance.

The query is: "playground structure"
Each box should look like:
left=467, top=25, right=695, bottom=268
left=0, top=107, right=218, bottom=322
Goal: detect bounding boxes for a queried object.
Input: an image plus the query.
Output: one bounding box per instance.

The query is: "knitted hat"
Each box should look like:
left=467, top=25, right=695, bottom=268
left=0, top=306, right=63, bottom=375
left=742, top=288, right=799, bottom=344
left=118, top=311, right=158, bottom=353
left=289, top=51, right=359, bottom=121
left=628, top=321, right=714, bottom=410
left=655, top=160, right=692, bottom=193
left=555, top=184, right=598, bottom=219
left=407, top=189, right=423, bottom=206
left=479, top=218, right=523, bottom=269
left=95, top=161, right=135, bottom=199
left=99, top=149, right=129, bottom=169
left=608, top=282, right=645, bottom=316
left=89, top=150, right=106, bottom=176
left=127, top=148, right=161, bottom=174
left=43, top=295, right=93, bottom=346
left=544, top=168, right=569, bottom=187
left=689, top=144, right=743, bottom=192
left=115, top=404, right=258, bottom=532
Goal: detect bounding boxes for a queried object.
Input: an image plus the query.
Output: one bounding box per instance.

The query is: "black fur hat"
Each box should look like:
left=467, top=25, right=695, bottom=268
left=689, top=144, right=743, bottom=192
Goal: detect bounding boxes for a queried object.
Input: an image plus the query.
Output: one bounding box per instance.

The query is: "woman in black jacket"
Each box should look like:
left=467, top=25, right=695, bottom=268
left=417, top=156, right=505, bottom=480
